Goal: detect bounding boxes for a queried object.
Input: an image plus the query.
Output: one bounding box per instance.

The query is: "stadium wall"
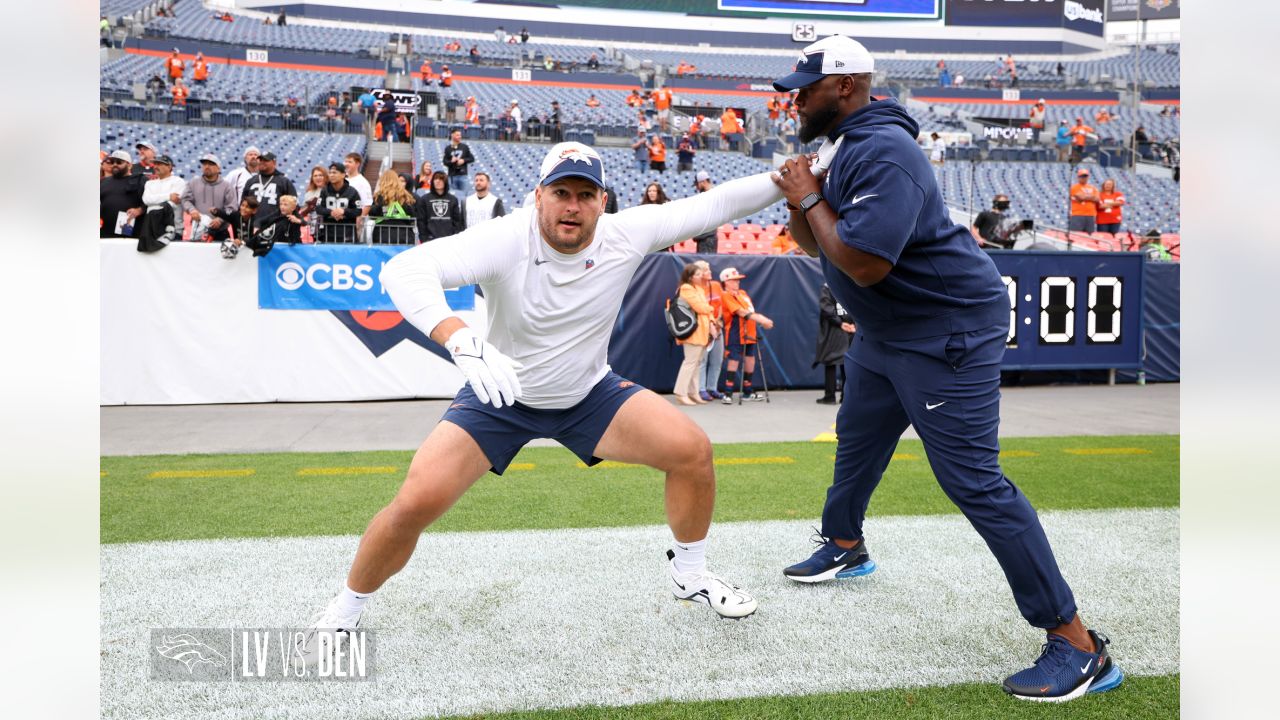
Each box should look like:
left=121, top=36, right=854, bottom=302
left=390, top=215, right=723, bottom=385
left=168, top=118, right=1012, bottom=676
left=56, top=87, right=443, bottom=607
left=101, top=241, right=1178, bottom=406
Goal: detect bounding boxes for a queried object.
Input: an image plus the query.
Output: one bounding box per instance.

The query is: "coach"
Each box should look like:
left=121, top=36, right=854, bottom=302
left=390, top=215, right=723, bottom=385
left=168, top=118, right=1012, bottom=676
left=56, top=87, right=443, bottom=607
left=769, top=35, right=1123, bottom=703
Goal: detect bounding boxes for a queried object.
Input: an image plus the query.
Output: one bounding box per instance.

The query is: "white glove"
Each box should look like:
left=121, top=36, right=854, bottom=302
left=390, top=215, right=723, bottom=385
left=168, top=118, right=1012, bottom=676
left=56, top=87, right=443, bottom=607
left=810, top=136, right=844, bottom=175
left=446, top=327, right=523, bottom=409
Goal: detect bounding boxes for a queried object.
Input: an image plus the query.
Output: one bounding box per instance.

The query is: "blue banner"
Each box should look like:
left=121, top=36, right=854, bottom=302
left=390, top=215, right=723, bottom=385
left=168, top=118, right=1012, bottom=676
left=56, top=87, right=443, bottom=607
left=258, top=245, right=475, bottom=312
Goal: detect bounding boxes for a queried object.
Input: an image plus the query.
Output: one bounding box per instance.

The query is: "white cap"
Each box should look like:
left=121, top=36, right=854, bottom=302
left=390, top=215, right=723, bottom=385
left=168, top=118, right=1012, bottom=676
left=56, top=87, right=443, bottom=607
left=773, top=35, right=875, bottom=92
left=511, top=99, right=519, bottom=104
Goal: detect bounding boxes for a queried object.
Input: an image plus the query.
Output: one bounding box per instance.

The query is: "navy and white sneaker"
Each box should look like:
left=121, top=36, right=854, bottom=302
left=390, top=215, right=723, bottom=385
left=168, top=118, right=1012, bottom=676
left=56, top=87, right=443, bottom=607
left=1003, top=630, right=1124, bottom=702
left=666, top=550, right=758, bottom=619
left=783, top=531, right=877, bottom=583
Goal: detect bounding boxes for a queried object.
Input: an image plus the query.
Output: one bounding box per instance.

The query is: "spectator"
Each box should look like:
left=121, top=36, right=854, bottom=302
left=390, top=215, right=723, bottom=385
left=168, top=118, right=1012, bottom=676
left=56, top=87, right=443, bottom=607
left=416, top=170, right=464, bottom=242
left=442, top=130, right=475, bottom=194
left=602, top=184, right=619, bottom=214
left=444, top=39, right=461, bottom=52
left=625, top=89, right=643, bottom=108
left=1094, top=108, right=1112, bottom=124
left=1068, top=168, right=1101, bottom=235
left=368, top=169, right=418, bottom=245
left=671, top=263, right=716, bottom=406
left=138, top=155, right=185, bottom=252
left=343, top=153, right=373, bottom=223
left=1054, top=120, right=1071, bottom=162
left=100, top=150, right=144, bottom=238
left=463, top=171, right=506, bottom=229
left=192, top=53, right=209, bottom=86
left=1028, top=99, right=1046, bottom=142
left=375, top=97, right=400, bottom=141
left=689, top=113, right=706, bottom=149
left=242, top=151, right=296, bottom=224
left=181, top=153, right=238, bottom=243
left=463, top=96, right=479, bottom=126
left=1132, top=125, right=1151, bottom=159
left=145, top=74, right=166, bottom=102
left=939, top=67, right=952, bottom=87
left=653, top=85, right=673, bottom=133
left=641, top=182, right=670, bottom=208
left=220, top=197, right=259, bottom=260
left=676, top=134, right=696, bottom=172
left=543, top=55, right=555, bottom=72
left=509, top=99, right=523, bottom=141
left=587, top=53, right=600, bottom=70
left=413, top=160, right=434, bottom=196
left=691, top=171, right=717, bottom=253
left=1068, top=116, right=1095, bottom=164
left=549, top=100, right=564, bottom=142
left=469, top=45, right=480, bottom=64
left=225, top=146, right=259, bottom=198
left=720, top=107, right=743, bottom=151
left=771, top=228, right=802, bottom=255
left=814, top=284, right=854, bottom=405
left=277, top=8, right=287, bottom=26
left=170, top=78, right=189, bottom=106
left=972, top=194, right=1011, bottom=249
left=647, top=133, right=667, bottom=173
left=719, top=267, right=773, bottom=403
left=100, top=15, right=112, bottom=47
left=317, top=162, right=362, bottom=243
left=419, top=59, right=435, bottom=85
left=692, top=259, right=725, bottom=401
left=250, top=194, right=303, bottom=253
left=520, top=27, right=529, bottom=43
left=165, top=48, right=184, bottom=84
left=99, top=151, right=112, bottom=180
left=1056, top=61, right=1065, bottom=76
left=631, top=128, right=649, bottom=173
left=1097, top=179, right=1126, bottom=235
left=585, top=94, right=601, bottom=108
left=132, top=140, right=159, bottom=180
left=358, top=88, right=377, bottom=114
left=299, top=164, right=328, bottom=238
left=494, top=26, right=507, bottom=43
left=928, top=132, right=946, bottom=166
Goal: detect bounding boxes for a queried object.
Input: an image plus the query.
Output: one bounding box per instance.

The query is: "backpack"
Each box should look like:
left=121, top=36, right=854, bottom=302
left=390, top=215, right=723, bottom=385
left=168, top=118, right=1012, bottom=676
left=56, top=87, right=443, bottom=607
left=664, top=290, right=698, bottom=340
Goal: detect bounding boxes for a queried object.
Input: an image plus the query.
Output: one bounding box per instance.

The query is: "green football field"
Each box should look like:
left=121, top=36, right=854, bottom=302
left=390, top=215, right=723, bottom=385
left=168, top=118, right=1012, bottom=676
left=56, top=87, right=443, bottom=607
left=101, top=434, right=1179, bottom=719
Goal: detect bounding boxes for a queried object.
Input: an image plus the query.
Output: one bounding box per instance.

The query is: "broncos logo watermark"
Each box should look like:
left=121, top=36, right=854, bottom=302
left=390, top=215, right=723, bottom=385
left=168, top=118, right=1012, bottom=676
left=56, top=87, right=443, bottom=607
left=155, top=633, right=228, bottom=673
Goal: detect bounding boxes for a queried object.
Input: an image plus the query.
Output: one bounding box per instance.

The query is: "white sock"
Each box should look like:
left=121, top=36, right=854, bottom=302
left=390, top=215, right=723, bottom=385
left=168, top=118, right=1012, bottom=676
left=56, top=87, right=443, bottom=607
left=671, top=537, right=707, bottom=576
left=335, top=584, right=374, bottom=616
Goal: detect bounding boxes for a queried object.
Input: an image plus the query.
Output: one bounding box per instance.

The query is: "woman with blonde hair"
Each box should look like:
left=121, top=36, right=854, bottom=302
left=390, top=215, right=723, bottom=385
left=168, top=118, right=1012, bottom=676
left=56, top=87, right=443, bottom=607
left=672, top=262, right=715, bottom=406
left=368, top=169, right=418, bottom=244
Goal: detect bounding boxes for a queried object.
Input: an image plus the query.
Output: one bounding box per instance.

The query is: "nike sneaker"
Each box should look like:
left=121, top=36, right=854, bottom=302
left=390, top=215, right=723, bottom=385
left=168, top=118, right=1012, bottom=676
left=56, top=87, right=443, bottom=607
left=783, top=532, right=877, bottom=583
left=666, top=550, right=758, bottom=619
left=1003, top=630, right=1124, bottom=702
left=295, top=596, right=365, bottom=669
left=720, top=393, right=734, bottom=405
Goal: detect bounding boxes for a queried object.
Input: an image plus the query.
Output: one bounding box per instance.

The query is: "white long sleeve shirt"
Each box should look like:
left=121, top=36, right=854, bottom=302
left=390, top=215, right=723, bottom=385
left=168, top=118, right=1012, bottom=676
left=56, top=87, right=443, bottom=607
left=381, top=171, right=782, bottom=409
left=142, top=175, right=187, bottom=210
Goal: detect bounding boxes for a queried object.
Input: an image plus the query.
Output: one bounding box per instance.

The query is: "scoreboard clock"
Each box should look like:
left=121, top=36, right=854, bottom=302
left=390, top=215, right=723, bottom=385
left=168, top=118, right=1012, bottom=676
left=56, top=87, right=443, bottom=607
left=989, top=252, right=1145, bottom=371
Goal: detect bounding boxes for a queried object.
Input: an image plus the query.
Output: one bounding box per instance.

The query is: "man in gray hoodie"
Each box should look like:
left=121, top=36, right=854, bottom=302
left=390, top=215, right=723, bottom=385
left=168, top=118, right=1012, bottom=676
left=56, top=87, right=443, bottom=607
left=181, top=154, right=239, bottom=243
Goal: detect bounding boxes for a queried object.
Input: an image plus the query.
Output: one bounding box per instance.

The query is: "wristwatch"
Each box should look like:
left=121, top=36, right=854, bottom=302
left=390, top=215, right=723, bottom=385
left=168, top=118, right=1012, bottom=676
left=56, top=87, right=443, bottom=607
left=798, top=192, right=824, bottom=214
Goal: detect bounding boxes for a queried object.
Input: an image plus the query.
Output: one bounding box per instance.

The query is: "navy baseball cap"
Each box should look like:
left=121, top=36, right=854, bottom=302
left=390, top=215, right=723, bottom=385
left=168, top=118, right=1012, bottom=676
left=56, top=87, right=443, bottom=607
left=538, top=142, right=605, bottom=188
left=773, top=35, right=875, bottom=92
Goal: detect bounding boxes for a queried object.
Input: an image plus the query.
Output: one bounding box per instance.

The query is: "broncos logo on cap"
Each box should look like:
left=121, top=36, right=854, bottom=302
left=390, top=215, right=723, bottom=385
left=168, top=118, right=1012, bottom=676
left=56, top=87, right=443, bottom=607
left=557, top=147, right=595, bottom=165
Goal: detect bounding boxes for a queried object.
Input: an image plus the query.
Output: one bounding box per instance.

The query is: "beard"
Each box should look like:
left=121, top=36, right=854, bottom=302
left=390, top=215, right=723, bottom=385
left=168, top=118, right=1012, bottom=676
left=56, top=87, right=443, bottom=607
left=799, top=102, right=840, bottom=144
left=537, top=208, right=599, bottom=254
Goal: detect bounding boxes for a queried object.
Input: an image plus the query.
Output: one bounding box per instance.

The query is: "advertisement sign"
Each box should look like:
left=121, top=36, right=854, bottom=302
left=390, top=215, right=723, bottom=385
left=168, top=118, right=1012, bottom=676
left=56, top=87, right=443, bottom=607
left=371, top=89, right=422, bottom=114
left=719, top=0, right=940, bottom=19
left=258, top=245, right=475, bottom=312
left=946, top=0, right=1061, bottom=28
left=1106, top=0, right=1179, bottom=21
left=1062, top=0, right=1106, bottom=36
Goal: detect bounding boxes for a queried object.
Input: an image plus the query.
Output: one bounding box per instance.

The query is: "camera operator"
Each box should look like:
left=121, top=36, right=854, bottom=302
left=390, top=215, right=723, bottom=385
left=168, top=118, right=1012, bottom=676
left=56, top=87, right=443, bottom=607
left=972, top=194, right=1011, bottom=249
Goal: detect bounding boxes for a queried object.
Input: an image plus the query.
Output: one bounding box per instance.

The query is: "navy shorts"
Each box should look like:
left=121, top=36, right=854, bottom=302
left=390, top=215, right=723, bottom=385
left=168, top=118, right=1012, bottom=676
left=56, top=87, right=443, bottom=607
left=725, top=342, right=756, bottom=363
left=441, top=370, right=645, bottom=475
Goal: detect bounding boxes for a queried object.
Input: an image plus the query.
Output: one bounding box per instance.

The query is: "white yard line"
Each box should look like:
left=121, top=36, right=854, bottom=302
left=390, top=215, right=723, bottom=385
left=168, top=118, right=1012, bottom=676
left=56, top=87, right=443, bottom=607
left=102, top=508, right=1179, bottom=720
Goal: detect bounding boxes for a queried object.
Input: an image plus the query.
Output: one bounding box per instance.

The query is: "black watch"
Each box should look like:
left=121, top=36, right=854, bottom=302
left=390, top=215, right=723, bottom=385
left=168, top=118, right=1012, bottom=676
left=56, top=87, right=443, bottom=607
left=798, top=192, right=824, bottom=214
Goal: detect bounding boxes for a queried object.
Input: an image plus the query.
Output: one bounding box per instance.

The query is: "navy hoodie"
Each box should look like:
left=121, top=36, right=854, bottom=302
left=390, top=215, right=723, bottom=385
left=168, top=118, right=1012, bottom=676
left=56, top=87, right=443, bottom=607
left=818, top=99, right=1006, bottom=341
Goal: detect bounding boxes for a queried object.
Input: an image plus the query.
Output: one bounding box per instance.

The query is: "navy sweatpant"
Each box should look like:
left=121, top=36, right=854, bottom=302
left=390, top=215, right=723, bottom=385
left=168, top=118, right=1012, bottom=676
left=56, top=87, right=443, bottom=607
left=824, top=324, right=1078, bottom=629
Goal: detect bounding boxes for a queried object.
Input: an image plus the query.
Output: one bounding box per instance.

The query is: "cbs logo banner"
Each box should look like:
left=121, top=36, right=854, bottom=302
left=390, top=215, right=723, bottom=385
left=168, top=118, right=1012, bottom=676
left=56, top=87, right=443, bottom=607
left=258, top=245, right=476, bottom=312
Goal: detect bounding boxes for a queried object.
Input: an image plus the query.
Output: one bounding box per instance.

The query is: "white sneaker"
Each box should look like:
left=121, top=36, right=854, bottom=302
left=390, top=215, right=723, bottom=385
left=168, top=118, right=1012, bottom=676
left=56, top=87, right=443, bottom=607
left=666, top=550, right=758, bottom=619
left=295, top=596, right=365, bottom=668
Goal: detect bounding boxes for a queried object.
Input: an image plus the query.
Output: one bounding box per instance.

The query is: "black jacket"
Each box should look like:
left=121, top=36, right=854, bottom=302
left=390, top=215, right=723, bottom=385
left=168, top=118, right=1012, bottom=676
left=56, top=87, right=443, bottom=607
left=317, top=181, right=362, bottom=242
left=100, top=174, right=145, bottom=238
left=248, top=211, right=302, bottom=255
left=442, top=142, right=475, bottom=177
left=814, top=285, right=854, bottom=367
left=241, top=171, right=297, bottom=223
left=416, top=190, right=464, bottom=241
